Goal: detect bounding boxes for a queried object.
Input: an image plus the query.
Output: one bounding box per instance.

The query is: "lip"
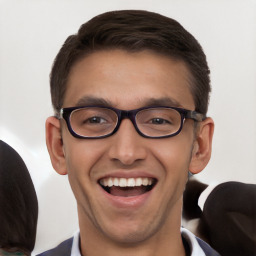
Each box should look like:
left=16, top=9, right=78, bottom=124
left=97, top=171, right=158, bottom=209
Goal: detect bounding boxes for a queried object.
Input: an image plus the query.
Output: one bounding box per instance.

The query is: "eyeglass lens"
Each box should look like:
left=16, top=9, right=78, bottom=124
left=136, top=108, right=181, bottom=137
left=70, top=108, right=118, bottom=137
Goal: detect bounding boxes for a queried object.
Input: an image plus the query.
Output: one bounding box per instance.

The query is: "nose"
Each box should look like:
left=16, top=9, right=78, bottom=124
left=108, top=119, right=147, bottom=166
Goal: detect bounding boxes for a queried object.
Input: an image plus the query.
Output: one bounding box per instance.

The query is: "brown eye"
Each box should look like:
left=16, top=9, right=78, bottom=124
left=150, top=118, right=171, bottom=125
left=85, top=116, right=107, bottom=124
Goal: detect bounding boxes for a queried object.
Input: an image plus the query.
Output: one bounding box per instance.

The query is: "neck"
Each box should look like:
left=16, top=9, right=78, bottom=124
left=78, top=205, right=186, bottom=256
left=80, top=230, right=186, bottom=256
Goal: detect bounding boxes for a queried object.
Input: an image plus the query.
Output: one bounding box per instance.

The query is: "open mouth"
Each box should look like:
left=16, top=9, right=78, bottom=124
left=99, top=177, right=157, bottom=197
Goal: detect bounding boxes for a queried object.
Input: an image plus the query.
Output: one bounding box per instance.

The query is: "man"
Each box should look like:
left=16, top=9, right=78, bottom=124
left=40, top=10, right=216, bottom=256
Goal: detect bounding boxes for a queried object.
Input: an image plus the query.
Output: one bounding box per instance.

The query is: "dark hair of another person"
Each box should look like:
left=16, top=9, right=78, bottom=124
left=0, top=140, right=38, bottom=255
left=50, top=10, right=211, bottom=117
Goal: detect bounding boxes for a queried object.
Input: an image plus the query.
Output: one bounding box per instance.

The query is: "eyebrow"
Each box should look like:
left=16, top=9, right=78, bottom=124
left=76, top=96, right=113, bottom=107
left=141, top=97, right=183, bottom=108
left=75, top=96, right=183, bottom=109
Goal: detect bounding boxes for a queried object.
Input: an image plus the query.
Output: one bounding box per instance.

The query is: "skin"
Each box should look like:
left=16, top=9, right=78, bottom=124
left=46, top=49, right=214, bottom=256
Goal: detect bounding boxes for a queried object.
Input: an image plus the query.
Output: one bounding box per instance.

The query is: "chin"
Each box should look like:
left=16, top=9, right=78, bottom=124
left=102, top=222, right=157, bottom=246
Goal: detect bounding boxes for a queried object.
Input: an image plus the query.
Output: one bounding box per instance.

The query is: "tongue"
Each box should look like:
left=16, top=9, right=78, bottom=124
left=109, top=186, right=148, bottom=197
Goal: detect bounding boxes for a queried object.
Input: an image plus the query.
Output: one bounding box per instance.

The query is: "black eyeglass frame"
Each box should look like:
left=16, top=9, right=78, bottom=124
left=59, top=105, right=205, bottom=139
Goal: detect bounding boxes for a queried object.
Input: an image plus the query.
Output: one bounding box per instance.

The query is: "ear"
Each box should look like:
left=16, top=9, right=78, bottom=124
left=189, top=117, right=214, bottom=174
left=45, top=116, right=67, bottom=175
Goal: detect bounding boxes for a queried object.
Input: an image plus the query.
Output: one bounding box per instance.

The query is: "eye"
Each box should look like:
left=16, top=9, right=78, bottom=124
left=85, top=116, right=107, bottom=124
left=150, top=118, right=171, bottom=125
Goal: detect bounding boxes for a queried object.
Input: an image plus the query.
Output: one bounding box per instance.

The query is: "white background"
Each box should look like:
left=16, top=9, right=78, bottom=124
left=0, top=0, right=256, bottom=254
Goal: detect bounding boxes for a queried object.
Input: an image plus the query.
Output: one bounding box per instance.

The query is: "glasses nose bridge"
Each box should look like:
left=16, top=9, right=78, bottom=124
left=118, top=109, right=137, bottom=129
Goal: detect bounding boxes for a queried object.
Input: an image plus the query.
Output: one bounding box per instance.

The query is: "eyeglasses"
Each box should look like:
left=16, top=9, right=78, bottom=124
left=59, top=106, right=205, bottom=139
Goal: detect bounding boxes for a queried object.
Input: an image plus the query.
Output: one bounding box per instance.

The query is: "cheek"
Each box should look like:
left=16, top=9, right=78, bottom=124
left=64, top=138, right=104, bottom=174
left=63, top=140, right=103, bottom=204
left=152, top=134, right=194, bottom=173
left=151, top=134, right=193, bottom=194
left=148, top=137, right=193, bottom=217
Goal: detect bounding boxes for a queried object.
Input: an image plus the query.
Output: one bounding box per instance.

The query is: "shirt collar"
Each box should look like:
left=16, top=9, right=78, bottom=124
left=71, top=228, right=206, bottom=256
left=71, top=231, right=81, bottom=256
left=181, top=228, right=206, bottom=256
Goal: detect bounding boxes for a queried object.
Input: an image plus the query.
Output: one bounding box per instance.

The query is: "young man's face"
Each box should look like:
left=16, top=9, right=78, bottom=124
left=46, top=49, right=213, bottom=245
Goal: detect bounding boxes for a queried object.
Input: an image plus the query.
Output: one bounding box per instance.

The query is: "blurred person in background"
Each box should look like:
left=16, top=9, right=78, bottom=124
left=0, top=140, right=38, bottom=256
left=183, top=177, right=256, bottom=256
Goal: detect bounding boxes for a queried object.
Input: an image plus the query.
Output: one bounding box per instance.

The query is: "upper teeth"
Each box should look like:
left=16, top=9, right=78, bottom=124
left=99, top=177, right=153, bottom=187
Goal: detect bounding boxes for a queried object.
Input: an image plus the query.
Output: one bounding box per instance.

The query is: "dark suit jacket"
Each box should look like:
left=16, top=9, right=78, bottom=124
left=37, top=236, right=220, bottom=256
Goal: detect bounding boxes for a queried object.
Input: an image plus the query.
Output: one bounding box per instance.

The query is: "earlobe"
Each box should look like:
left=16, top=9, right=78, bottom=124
left=189, top=117, right=214, bottom=174
left=45, top=116, right=67, bottom=175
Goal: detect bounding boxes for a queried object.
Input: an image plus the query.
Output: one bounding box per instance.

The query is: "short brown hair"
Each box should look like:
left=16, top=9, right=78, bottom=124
left=50, top=10, right=210, bottom=116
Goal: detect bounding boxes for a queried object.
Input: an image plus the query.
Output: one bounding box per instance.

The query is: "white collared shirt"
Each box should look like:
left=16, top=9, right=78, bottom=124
left=71, top=228, right=206, bottom=256
left=71, top=231, right=81, bottom=256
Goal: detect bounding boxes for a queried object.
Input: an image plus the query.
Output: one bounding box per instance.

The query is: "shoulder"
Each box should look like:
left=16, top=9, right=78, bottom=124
left=181, top=228, right=220, bottom=256
left=196, top=237, right=221, bottom=256
left=36, top=238, right=73, bottom=256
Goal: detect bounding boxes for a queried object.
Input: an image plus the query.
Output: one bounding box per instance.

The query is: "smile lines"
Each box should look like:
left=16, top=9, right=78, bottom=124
left=99, top=177, right=154, bottom=188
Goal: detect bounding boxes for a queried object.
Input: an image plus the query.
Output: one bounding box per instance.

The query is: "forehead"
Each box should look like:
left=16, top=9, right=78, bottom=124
left=64, top=50, right=195, bottom=110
